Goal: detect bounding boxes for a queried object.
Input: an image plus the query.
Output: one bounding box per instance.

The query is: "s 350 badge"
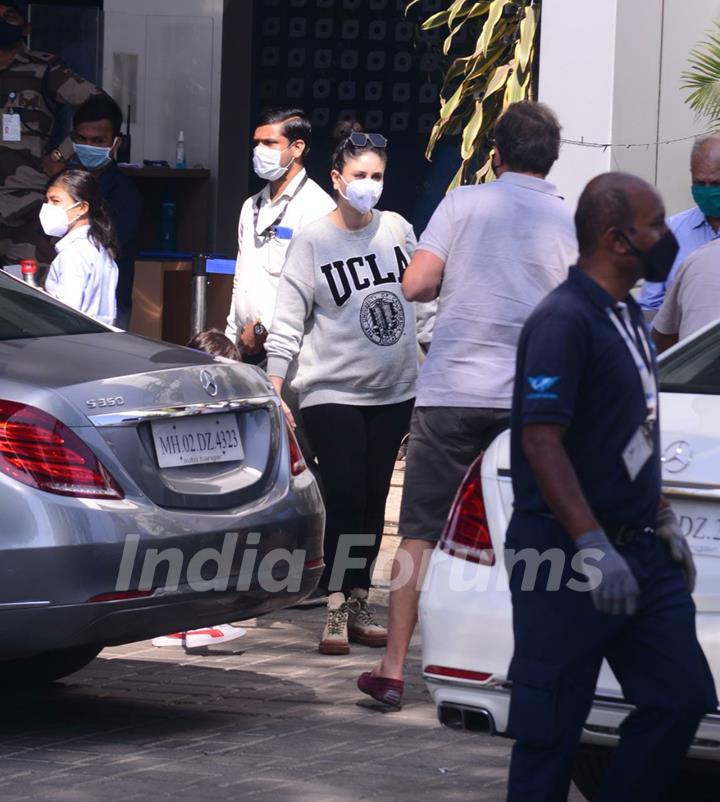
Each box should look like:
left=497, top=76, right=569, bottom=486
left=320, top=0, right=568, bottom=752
left=86, top=396, right=125, bottom=409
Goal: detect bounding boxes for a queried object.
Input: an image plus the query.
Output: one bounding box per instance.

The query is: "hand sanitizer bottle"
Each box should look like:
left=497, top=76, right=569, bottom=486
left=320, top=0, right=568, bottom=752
left=176, top=131, right=186, bottom=169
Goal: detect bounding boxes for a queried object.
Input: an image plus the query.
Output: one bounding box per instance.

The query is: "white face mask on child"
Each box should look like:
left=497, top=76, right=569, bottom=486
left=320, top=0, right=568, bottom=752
left=39, top=201, right=82, bottom=238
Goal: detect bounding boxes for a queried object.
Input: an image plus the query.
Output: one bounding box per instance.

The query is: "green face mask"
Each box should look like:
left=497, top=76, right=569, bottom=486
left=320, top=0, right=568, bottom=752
left=692, top=184, right=720, bottom=218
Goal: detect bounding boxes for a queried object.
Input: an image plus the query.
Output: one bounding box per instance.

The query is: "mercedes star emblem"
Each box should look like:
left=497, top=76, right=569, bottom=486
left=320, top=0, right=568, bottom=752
left=200, top=369, right=218, bottom=398
left=661, top=440, right=693, bottom=474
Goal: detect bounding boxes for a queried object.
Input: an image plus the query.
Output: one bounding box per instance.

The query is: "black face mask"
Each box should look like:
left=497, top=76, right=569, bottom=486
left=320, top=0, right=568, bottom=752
left=620, top=229, right=679, bottom=283
left=0, top=18, right=23, bottom=49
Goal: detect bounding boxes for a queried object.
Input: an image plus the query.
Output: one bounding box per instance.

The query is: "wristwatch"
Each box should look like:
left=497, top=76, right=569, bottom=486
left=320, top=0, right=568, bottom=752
left=253, top=322, right=267, bottom=338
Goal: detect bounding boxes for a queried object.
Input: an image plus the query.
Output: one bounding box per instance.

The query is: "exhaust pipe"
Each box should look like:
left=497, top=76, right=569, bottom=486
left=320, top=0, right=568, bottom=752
left=439, top=704, right=496, bottom=734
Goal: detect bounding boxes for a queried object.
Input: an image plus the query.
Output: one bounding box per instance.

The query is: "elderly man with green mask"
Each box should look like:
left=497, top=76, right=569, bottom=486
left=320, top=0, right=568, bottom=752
left=640, top=134, right=720, bottom=310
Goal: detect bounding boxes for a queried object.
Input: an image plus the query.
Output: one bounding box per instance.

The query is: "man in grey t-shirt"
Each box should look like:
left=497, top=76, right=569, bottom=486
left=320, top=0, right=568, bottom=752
left=357, top=101, right=578, bottom=707
left=652, top=238, right=720, bottom=352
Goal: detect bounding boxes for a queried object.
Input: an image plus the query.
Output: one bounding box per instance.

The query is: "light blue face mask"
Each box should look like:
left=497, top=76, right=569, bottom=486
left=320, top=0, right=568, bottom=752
left=73, top=141, right=114, bottom=170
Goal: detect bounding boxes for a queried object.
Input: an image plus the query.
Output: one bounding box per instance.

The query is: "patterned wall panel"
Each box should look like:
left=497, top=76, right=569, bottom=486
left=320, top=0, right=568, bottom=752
left=251, top=0, right=464, bottom=231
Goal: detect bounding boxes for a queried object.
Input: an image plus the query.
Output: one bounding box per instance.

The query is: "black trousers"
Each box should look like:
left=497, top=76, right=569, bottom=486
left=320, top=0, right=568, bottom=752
left=303, top=399, right=414, bottom=593
left=505, top=512, right=717, bottom=802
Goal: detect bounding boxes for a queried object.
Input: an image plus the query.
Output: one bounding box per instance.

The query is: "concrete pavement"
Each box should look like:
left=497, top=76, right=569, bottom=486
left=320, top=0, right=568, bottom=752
left=0, top=610, right=505, bottom=801
left=0, top=460, right=585, bottom=801
left=0, top=602, right=586, bottom=802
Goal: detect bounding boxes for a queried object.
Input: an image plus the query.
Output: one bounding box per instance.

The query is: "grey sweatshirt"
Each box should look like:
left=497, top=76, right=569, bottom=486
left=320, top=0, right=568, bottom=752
left=266, top=210, right=418, bottom=408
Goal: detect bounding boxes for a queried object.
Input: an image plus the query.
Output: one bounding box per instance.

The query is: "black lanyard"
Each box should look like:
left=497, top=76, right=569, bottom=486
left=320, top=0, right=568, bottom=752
left=253, top=174, right=308, bottom=244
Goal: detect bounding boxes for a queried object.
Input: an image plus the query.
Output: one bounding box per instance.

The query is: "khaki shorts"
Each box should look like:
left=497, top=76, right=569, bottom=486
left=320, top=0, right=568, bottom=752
left=399, top=406, right=510, bottom=541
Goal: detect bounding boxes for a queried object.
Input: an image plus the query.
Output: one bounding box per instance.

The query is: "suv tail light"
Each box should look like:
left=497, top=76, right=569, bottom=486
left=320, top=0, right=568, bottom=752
left=440, top=454, right=495, bottom=566
left=286, top=419, right=307, bottom=476
left=424, top=665, right=493, bottom=683
left=0, top=400, right=123, bottom=499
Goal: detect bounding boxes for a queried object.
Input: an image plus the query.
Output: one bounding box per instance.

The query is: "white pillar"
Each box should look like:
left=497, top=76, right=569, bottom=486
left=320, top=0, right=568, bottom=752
left=656, top=0, right=720, bottom=211
left=539, top=0, right=720, bottom=215
left=539, top=0, right=620, bottom=206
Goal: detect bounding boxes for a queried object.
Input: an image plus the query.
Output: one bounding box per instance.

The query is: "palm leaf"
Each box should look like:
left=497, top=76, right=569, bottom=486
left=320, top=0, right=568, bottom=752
left=409, top=0, right=541, bottom=187
left=683, top=24, right=720, bottom=122
left=475, top=0, right=508, bottom=58
left=421, top=9, right=452, bottom=30
left=443, top=1, right=492, bottom=53
left=461, top=101, right=484, bottom=159
left=516, top=4, right=537, bottom=72
left=448, top=0, right=475, bottom=28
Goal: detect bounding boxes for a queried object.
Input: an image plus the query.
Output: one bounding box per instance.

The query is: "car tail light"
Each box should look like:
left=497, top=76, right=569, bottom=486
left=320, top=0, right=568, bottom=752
left=286, top=419, right=307, bottom=476
left=0, top=400, right=123, bottom=499
left=424, top=665, right=493, bottom=683
left=440, top=454, right=495, bottom=566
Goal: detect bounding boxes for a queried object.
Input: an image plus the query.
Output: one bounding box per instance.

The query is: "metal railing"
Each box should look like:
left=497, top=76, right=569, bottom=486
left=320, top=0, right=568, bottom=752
left=190, top=253, right=208, bottom=337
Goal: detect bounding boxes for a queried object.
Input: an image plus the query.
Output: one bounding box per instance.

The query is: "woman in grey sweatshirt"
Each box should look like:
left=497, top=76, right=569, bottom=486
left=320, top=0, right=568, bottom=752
left=266, top=123, right=417, bottom=655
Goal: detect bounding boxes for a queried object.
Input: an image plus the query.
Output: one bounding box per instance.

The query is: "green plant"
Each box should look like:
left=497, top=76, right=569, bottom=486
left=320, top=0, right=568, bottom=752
left=408, top=0, right=542, bottom=188
left=683, top=21, right=720, bottom=124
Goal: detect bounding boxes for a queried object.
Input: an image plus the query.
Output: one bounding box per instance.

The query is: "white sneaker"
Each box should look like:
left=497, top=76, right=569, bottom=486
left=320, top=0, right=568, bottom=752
left=152, top=632, right=186, bottom=648
left=185, top=624, right=247, bottom=649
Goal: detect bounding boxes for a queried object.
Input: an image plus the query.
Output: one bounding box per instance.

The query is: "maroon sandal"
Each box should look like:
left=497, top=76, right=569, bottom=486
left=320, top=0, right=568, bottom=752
left=357, top=672, right=404, bottom=707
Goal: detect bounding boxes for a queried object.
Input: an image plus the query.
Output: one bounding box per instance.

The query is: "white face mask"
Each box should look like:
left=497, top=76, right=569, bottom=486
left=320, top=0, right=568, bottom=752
left=339, top=176, right=384, bottom=215
left=253, top=144, right=294, bottom=182
left=39, top=200, right=82, bottom=238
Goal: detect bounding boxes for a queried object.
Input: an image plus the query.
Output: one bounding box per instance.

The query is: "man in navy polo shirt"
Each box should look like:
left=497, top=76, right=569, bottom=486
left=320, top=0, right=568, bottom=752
left=505, top=172, right=716, bottom=802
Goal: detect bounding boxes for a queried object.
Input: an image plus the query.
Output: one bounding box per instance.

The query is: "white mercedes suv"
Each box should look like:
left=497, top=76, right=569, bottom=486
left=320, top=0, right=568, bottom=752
left=418, top=321, right=720, bottom=801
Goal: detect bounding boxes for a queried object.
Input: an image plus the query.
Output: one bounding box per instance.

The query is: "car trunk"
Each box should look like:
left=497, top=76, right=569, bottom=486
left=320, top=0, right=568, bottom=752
left=0, top=333, right=281, bottom=511
left=488, top=419, right=720, bottom=700
left=657, top=392, right=720, bottom=700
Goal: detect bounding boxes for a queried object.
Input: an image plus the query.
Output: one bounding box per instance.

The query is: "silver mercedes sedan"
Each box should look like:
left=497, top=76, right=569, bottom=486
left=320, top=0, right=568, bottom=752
left=0, top=273, right=324, bottom=683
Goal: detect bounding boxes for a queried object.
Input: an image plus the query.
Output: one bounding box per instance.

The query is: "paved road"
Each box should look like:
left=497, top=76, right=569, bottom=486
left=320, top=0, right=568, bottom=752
left=0, top=601, right=586, bottom=802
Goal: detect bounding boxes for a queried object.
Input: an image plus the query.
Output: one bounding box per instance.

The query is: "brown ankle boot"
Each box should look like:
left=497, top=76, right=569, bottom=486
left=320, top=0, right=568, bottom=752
left=348, top=589, right=387, bottom=647
left=319, top=592, right=350, bottom=655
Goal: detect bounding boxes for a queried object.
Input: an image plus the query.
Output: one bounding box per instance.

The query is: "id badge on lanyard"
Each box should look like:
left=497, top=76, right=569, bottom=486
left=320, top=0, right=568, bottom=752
left=606, top=306, right=658, bottom=481
left=3, top=92, right=20, bottom=142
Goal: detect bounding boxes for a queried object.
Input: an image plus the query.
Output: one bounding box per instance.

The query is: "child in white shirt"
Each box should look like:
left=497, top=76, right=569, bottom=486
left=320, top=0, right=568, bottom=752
left=42, top=169, right=119, bottom=326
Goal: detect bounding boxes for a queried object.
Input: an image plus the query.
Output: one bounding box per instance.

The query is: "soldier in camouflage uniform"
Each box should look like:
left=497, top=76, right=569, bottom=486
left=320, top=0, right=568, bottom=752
left=0, top=1, right=105, bottom=266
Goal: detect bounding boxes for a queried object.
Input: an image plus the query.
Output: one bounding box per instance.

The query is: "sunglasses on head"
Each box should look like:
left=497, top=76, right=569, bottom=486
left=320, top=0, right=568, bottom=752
left=348, top=132, right=388, bottom=149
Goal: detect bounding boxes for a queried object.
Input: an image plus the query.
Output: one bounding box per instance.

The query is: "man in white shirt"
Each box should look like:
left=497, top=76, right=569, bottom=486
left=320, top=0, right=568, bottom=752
left=358, top=101, right=578, bottom=707
left=652, top=238, right=720, bottom=352
left=225, top=107, right=335, bottom=356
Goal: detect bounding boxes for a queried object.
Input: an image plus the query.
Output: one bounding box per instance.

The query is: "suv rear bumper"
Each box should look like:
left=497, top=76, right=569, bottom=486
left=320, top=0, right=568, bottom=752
left=425, top=680, right=720, bottom=761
